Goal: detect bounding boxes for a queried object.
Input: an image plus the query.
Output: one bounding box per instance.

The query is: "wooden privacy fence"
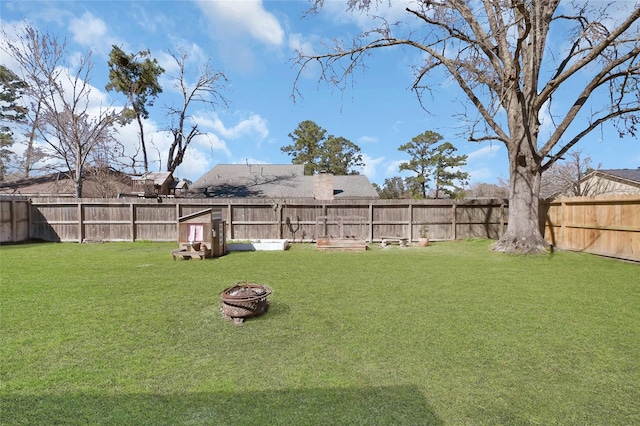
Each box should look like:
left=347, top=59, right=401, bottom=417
left=3, top=195, right=636, bottom=261
left=0, top=196, right=30, bottom=243
left=6, top=197, right=508, bottom=244
left=542, top=195, right=640, bottom=262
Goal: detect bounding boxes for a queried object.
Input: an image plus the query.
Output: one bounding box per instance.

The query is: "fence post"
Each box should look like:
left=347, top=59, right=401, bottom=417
left=227, top=203, right=233, bottom=239
left=368, top=203, right=373, bottom=241
left=451, top=203, right=457, bottom=240
left=560, top=200, right=566, bottom=249
left=10, top=200, right=17, bottom=242
left=130, top=203, right=135, bottom=241
left=408, top=204, right=414, bottom=241
left=277, top=204, right=283, bottom=239
left=77, top=201, right=84, bottom=243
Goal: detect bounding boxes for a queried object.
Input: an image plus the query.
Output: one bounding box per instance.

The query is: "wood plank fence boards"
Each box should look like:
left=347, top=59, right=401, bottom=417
left=11, top=197, right=510, bottom=245
left=543, top=195, right=640, bottom=262
left=2, top=195, right=636, bottom=261
left=0, top=196, right=30, bottom=243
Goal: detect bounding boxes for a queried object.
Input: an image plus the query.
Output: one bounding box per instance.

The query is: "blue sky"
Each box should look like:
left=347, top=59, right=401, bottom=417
left=1, top=0, right=638, bottom=186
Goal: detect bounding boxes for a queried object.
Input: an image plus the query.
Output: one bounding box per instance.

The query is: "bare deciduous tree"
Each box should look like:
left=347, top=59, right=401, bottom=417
left=540, top=150, right=599, bottom=199
left=165, top=50, right=228, bottom=173
left=2, top=24, right=121, bottom=197
left=294, top=1, right=640, bottom=253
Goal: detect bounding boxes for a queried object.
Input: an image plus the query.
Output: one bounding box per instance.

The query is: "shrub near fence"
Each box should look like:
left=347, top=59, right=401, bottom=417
left=18, top=197, right=508, bottom=244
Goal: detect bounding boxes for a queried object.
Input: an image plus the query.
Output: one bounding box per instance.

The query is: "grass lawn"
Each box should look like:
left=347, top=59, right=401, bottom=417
left=1, top=240, right=638, bottom=425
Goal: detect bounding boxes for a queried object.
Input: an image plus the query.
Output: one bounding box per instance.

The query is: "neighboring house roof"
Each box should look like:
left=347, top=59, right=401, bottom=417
left=0, top=169, right=132, bottom=198
left=188, top=164, right=379, bottom=199
left=599, top=168, right=640, bottom=184
left=572, top=168, right=640, bottom=196
left=131, top=171, right=174, bottom=186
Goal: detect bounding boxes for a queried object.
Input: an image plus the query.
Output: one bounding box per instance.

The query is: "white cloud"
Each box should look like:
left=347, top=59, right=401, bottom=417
left=233, top=157, right=267, bottom=166
left=195, top=0, right=285, bottom=71
left=156, top=51, right=181, bottom=77
left=69, top=12, right=107, bottom=45
left=67, top=12, right=120, bottom=55
left=131, top=3, right=171, bottom=34
left=288, top=32, right=315, bottom=55
left=193, top=112, right=269, bottom=141
left=385, top=159, right=404, bottom=176
left=466, top=144, right=501, bottom=161
left=355, top=153, right=384, bottom=181
left=288, top=32, right=322, bottom=82
left=194, top=133, right=230, bottom=155
left=358, top=135, right=378, bottom=144
left=466, top=167, right=495, bottom=184
left=321, top=0, right=412, bottom=30
left=196, top=0, right=284, bottom=46
left=173, top=144, right=219, bottom=181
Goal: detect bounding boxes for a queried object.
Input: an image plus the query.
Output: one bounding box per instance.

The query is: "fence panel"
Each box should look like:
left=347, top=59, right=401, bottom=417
left=3, top=195, right=635, bottom=261
left=456, top=203, right=505, bottom=240
left=0, top=197, right=30, bottom=243
left=543, top=195, right=640, bottom=262
left=0, top=197, right=510, bottom=244
left=281, top=204, right=319, bottom=242
left=373, top=204, right=409, bottom=239
left=31, top=201, right=79, bottom=241
left=17, top=197, right=511, bottom=244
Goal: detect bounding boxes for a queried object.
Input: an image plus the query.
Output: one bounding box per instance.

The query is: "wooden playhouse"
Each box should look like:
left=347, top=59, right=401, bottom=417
left=172, top=208, right=226, bottom=260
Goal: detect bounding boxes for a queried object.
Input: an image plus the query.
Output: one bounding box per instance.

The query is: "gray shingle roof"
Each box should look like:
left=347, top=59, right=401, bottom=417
left=600, top=168, right=640, bottom=184
left=188, top=164, right=379, bottom=199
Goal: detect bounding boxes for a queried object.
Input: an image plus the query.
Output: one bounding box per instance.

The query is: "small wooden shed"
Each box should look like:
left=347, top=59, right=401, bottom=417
left=173, top=208, right=226, bottom=260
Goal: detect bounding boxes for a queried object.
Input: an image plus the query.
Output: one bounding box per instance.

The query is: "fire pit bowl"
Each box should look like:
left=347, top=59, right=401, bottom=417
left=220, top=282, right=272, bottom=325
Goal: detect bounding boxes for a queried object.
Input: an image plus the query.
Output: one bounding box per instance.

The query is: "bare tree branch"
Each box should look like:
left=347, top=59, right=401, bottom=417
left=164, top=49, right=228, bottom=173
left=292, top=1, right=640, bottom=253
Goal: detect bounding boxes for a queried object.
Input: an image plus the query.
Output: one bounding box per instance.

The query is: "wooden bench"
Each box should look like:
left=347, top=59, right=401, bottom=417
left=380, top=236, right=409, bottom=248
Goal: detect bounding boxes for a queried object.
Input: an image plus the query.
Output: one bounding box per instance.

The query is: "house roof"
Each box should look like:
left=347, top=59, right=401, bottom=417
left=598, top=168, right=640, bottom=185
left=0, top=172, right=72, bottom=196
left=131, top=171, right=173, bottom=186
left=188, top=164, right=379, bottom=199
left=0, top=169, right=132, bottom=197
left=578, top=168, right=640, bottom=188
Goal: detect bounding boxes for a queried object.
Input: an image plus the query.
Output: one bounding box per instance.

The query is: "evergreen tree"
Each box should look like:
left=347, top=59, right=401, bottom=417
left=0, top=66, right=28, bottom=181
left=432, top=142, right=469, bottom=198
left=282, top=120, right=363, bottom=175
left=398, top=131, right=468, bottom=199
left=376, top=176, right=408, bottom=199
left=398, top=130, right=440, bottom=198
left=320, top=135, right=363, bottom=175
left=106, top=46, right=164, bottom=173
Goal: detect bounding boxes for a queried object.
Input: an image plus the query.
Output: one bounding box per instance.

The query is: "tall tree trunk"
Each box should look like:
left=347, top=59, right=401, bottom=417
left=129, top=93, right=149, bottom=173
left=24, top=102, right=42, bottom=178
left=74, top=153, right=83, bottom=198
left=136, top=112, right=148, bottom=172
left=73, top=170, right=83, bottom=198
left=494, top=140, right=549, bottom=253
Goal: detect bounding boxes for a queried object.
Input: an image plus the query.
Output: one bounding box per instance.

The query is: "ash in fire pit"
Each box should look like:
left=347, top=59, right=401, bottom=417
left=220, top=282, right=272, bottom=325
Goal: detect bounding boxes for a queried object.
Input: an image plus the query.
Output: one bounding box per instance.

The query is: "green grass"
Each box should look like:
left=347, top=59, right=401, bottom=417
left=1, top=240, right=638, bottom=425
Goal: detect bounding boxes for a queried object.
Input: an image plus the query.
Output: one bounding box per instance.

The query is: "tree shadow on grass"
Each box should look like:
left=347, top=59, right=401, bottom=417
left=2, top=385, right=442, bottom=425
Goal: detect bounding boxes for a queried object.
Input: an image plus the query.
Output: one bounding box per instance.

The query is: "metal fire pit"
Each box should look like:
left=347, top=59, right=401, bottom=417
left=220, top=282, right=272, bottom=325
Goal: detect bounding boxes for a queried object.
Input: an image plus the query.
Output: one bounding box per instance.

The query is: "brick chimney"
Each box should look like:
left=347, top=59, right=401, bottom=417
left=313, top=172, right=334, bottom=200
